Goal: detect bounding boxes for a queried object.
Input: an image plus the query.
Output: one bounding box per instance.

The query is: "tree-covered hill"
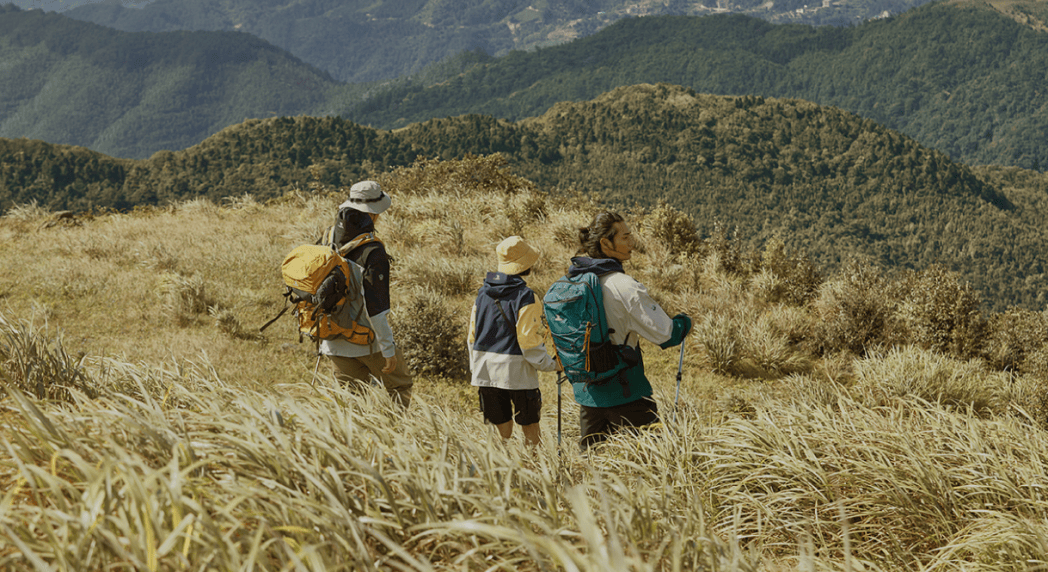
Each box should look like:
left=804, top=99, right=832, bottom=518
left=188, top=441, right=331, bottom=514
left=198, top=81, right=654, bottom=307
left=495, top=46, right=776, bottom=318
left=8, top=1, right=1048, bottom=171
left=59, top=0, right=938, bottom=84
left=0, top=5, right=340, bottom=158
left=348, top=0, right=1048, bottom=171
left=4, top=84, right=1047, bottom=310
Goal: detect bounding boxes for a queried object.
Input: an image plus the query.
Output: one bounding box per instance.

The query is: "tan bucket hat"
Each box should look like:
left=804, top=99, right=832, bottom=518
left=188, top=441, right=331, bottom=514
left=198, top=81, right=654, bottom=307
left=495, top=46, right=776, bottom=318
left=497, top=236, right=539, bottom=275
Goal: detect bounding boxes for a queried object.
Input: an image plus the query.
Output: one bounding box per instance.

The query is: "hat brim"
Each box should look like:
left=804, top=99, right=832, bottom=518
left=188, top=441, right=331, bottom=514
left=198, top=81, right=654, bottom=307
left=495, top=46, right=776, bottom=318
left=498, top=249, right=540, bottom=275
left=338, top=193, right=392, bottom=214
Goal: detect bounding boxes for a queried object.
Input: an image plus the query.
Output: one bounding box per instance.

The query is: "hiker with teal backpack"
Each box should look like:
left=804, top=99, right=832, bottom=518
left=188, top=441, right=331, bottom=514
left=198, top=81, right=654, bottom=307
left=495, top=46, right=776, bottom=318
left=544, top=212, right=691, bottom=450
left=468, top=236, right=562, bottom=446
left=320, top=181, right=414, bottom=408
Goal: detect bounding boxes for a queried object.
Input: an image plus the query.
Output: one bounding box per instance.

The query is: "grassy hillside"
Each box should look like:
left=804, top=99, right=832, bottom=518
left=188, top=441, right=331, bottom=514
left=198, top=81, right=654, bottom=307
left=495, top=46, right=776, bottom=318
left=5, top=85, right=1047, bottom=310
left=3, top=155, right=1048, bottom=570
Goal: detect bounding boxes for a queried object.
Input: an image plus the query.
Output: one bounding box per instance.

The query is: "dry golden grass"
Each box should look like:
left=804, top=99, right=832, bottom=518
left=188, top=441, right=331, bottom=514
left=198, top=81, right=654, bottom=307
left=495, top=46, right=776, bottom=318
left=4, top=154, right=1048, bottom=570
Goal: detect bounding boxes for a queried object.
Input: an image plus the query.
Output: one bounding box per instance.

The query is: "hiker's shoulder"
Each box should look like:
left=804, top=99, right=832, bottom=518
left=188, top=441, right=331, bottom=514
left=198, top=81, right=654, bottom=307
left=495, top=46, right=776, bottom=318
left=518, top=284, right=538, bottom=303
left=602, top=270, right=640, bottom=288
left=350, top=240, right=388, bottom=263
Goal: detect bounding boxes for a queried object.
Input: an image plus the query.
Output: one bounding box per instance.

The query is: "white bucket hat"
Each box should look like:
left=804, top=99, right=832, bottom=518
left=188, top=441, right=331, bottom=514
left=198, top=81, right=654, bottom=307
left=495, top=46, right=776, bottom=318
left=497, top=236, right=540, bottom=275
left=339, top=180, right=392, bottom=214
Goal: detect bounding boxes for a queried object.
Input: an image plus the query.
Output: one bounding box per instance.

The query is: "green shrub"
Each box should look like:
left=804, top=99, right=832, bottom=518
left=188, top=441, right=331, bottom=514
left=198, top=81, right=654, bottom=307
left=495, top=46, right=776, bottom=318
left=754, top=236, right=822, bottom=306
left=395, top=288, right=470, bottom=381
left=896, top=265, right=986, bottom=359
left=698, top=221, right=756, bottom=277
left=642, top=200, right=701, bottom=256
left=379, top=153, right=535, bottom=197
left=810, top=258, right=900, bottom=356
left=983, top=308, right=1048, bottom=374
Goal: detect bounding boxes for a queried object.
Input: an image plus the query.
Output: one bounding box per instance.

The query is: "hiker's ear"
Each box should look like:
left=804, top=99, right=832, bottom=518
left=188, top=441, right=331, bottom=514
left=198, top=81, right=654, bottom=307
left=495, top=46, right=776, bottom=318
left=599, top=237, right=612, bottom=256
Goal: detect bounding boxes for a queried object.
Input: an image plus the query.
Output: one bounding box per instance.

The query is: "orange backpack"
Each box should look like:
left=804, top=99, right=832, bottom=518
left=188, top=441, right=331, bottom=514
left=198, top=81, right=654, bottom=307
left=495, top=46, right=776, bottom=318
left=260, top=244, right=374, bottom=345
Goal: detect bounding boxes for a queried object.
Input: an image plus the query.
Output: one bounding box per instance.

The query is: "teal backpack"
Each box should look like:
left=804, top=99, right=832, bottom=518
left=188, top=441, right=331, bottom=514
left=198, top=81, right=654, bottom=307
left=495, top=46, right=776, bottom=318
left=543, top=272, right=636, bottom=396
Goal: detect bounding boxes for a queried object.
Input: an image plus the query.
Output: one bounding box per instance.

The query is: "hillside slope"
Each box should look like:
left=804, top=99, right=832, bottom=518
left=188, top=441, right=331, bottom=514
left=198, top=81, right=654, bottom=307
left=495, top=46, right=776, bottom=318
left=0, top=5, right=338, bottom=158
left=349, top=0, right=1048, bottom=171
left=7, top=1, right=1048, bottom=170
left=61, top=0, right=938, bottom=83
left=5, top=154, right=1048, bottom=571
left=4, top=85, right=1047, bottom=309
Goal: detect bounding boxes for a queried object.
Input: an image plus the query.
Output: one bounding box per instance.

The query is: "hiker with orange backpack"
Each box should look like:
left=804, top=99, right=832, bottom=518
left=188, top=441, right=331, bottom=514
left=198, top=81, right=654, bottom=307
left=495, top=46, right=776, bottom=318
left=320, top=180, right=414, bottom=407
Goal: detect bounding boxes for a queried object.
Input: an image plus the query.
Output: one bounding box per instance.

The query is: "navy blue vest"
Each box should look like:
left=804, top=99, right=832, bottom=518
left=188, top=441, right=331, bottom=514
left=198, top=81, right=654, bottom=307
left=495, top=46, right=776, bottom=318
left=472, top=272, right=534, bottom=356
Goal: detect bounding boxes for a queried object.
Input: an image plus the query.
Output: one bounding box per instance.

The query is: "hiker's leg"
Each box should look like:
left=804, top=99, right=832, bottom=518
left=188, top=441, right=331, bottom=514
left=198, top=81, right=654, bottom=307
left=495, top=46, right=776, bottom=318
left=513, top=389, right=542, bottom=447
left=579, top=405, right=611, bottom=450
left=495, top=421, right=514, bottom=440
left=479, top=387, right=513, bottom=439
left=374, top=346, right=414, bottom=408
left=328, top=355, right=371, bottom=393
left=353, top=349, right=413, bottom=408
left=607, top=398, right=659, bottom=435
left=520, top=423, right=541, bottom=447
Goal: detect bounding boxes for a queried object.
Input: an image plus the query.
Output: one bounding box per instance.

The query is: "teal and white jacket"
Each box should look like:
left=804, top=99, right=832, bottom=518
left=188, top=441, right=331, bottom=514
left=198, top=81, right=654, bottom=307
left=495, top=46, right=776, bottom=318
left=566, top=257, right=691, bottom=408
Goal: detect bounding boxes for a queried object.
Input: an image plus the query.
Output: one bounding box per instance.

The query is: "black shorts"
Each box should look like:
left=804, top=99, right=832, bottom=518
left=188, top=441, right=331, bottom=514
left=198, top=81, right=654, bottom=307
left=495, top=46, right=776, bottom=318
left=478, top=387, right=542, bottom=426
left=579, top=397, right=659, bottom=450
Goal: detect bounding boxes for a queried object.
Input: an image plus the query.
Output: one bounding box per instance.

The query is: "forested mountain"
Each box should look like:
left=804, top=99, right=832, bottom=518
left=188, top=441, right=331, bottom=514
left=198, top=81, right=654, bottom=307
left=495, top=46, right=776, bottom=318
left=57, top=0, right=936, bottom=83
left=5, top=1, right=1048, bottom=170
left=348, top=0, right=1048, bottom=171
left=0, top=5, right=342, bottom=158
left=4, top=85, right=1047, bottom=310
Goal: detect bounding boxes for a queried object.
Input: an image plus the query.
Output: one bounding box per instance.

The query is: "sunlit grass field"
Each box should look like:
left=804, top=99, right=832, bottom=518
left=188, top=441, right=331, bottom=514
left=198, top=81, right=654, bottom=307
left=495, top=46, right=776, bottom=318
left=2, top=155, right=1048, bottom=570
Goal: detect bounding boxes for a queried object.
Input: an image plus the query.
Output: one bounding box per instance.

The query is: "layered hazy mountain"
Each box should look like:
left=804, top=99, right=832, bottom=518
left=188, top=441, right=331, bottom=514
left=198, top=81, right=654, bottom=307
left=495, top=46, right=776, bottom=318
left=4, top=0, right=1048, bottom=171
left=58, top=0, right=939, bottom=83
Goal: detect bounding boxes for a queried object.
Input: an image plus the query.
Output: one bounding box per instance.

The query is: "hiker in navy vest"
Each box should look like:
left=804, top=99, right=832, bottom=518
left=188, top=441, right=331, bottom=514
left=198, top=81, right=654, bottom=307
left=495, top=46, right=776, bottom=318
left=320, top=180, right=414, bottom=408
left=569, top=211, right=691, bottom=450
left=469, top=236, right=562, bottom=446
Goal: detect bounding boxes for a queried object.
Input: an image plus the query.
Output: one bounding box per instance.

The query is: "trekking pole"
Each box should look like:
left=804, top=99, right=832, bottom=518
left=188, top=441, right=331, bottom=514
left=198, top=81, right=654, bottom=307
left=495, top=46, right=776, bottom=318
left=557, top=371, right=565, bottom=456
left=310, top=353, right=322, bottom=388
left=673, top=337, right=685, bottom=425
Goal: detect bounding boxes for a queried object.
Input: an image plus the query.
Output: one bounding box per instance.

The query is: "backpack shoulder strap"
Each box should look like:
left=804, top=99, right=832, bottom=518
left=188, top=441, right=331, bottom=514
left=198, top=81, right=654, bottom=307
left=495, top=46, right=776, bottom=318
left=337, top=232, right=383, bottom=257
left=493, top=299, right=514, bottom=327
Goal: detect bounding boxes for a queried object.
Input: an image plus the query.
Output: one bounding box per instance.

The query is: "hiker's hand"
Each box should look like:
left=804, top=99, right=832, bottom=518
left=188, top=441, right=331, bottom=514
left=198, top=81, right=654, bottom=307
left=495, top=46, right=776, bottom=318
left=382, top=356, right=397, bottom=374
left=674, top=313, right=693, bottom=337
left=661, top=314, right=692, bottom=349
left=554, top=356, right=564, bottom=372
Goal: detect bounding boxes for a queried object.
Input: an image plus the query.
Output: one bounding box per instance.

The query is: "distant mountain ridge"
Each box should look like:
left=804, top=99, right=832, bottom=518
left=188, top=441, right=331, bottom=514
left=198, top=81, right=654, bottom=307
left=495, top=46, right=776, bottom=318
left=57, top=0, right=939, bottom=83
left=347, top=0, right=1048, bottom=171
left=0, top=4, right=340, bottom=158
left=4, top=1, right=1048, bottom=171
left=4, top=84, right=1047, bottom=310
